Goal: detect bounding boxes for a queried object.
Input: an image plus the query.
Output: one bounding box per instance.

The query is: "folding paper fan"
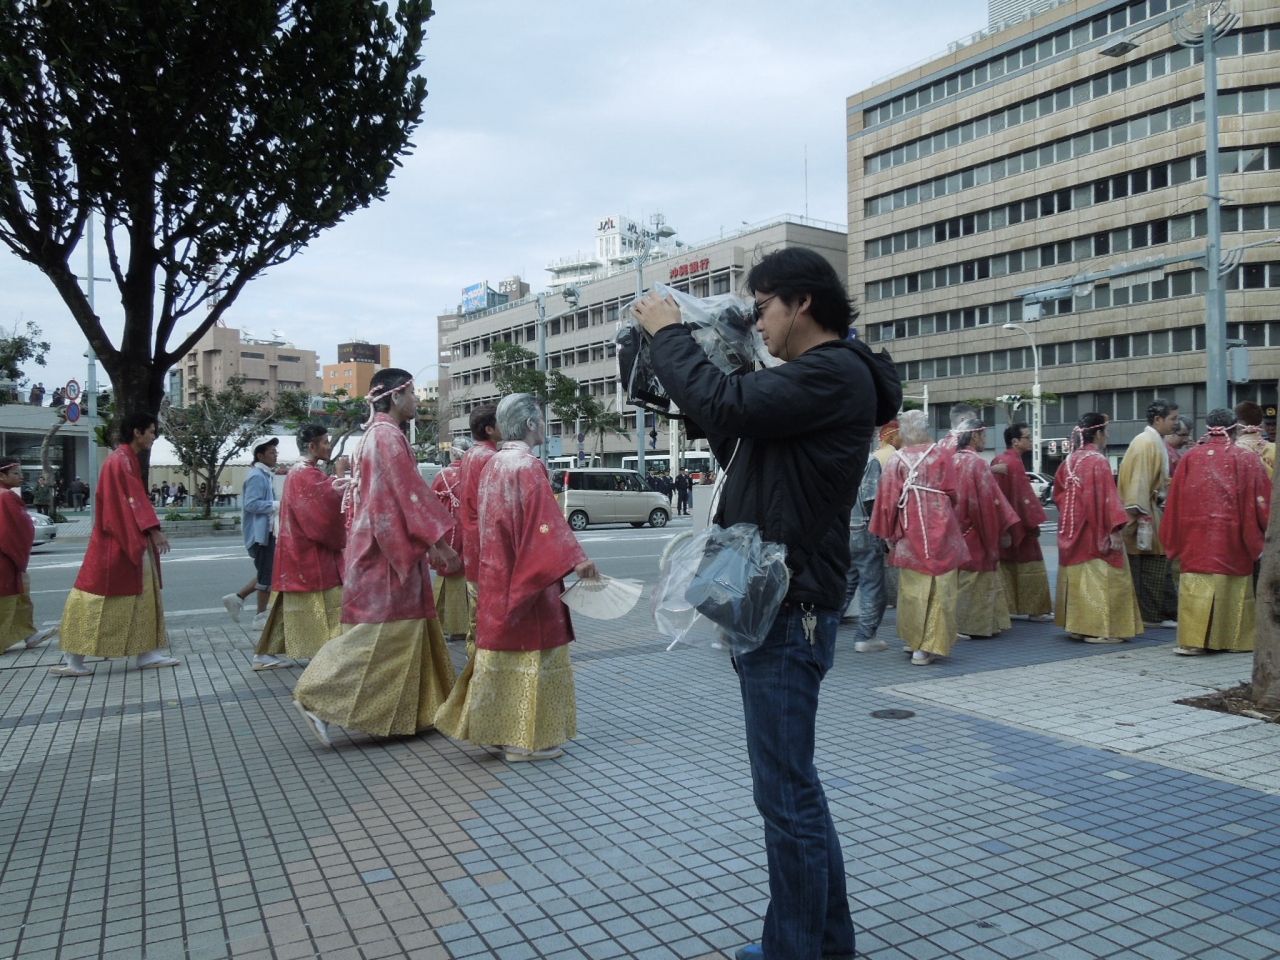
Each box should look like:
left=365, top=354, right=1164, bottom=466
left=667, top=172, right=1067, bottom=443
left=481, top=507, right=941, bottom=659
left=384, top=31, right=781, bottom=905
left=560, top=575, right=644, bottom=620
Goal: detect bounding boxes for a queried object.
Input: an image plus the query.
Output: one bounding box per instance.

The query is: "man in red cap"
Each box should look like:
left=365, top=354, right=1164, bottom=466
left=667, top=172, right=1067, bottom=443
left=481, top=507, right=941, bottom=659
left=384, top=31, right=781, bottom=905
left=0, top=457, right=57, bottom=652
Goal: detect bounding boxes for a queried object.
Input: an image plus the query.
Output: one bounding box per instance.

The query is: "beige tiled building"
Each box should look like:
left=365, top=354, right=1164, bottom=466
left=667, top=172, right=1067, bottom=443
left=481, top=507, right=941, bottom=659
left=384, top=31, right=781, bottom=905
left=321, top=342, right=392, bottom=399
left=176, top=326, right=322, bottom=406
left=437, top=216, right=847, bottom=467
left=848, top=0, right=1280, bottom=459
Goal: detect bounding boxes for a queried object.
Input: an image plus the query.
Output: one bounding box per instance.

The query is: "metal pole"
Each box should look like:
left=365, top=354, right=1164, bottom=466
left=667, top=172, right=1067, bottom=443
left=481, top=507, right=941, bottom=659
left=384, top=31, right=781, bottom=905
left=1203, top=13, right=1228, bottom=412
left=85, top=214, right=99, bottom=511
left=1005, top=323, right=1042, bottom=473
left=536, top=293, right=549, bottom=466
left=634, top=242, right=647, bottom=476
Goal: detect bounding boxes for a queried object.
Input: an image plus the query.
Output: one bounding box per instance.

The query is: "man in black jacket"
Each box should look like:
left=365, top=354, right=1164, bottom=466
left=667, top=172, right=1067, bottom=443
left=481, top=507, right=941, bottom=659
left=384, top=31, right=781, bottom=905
left=632, top=248, right=874, bottom=960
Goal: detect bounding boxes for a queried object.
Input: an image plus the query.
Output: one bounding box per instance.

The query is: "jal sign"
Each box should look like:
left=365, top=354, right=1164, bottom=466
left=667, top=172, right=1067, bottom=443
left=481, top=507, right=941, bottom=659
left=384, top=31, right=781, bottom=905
left=669, top=258, right=710, bottom=280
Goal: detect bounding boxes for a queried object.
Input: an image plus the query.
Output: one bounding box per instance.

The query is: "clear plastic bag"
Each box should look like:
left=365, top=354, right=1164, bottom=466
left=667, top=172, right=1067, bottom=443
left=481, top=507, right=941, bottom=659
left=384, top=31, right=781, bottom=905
left=651, top=523, right=789, bottom=656
left=616, top=283, right=770, bottom=416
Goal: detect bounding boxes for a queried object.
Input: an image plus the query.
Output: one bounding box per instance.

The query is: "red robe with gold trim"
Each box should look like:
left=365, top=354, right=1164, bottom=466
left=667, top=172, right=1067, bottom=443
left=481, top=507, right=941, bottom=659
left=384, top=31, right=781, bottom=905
left=0, top=489, right=33, bottom=597
left=272, top=460, right=345, bottom=593
left=341, top=415, right=453, bottom=624
left=1163, top=435, right=1271, bottom=577
left=1054, top=448, right=1128, bottom=569
left=870, top=443, right=969, bottom=577
left=430, top=463, right=463, bottom=574
left=476, top=441, right=587, bottom=652
left=457, top=440, right=498, bottom=585
left=953, top=449, right=1019, bottom=574
left=993, top=449, right=1048, bottom=564
left=74, top=444, right=160, bottom=596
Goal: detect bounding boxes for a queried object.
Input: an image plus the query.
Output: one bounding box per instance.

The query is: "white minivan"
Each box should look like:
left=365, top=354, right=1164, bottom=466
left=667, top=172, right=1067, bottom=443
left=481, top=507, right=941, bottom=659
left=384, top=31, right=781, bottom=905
left=551, top=468, right=671, bottom=530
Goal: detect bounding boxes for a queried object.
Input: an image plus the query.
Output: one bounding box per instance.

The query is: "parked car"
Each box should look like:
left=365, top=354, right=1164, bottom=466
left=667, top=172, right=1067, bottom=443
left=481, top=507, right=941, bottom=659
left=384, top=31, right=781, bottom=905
left=1026, top=471, right=1054, bottom=505
left=29, top=509, right=56, bottom=548
left=551, top=468, right=671, bottom=530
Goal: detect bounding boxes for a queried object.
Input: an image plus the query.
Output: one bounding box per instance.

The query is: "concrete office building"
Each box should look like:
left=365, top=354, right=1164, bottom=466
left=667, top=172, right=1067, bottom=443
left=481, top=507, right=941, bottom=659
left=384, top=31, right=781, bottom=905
left=322, top=341, right=392, bottom=399
left=176, top=326, right=322, bottom=405
left=437, top=215, right=846, bottom=465
left=848, top=0, right=1280, bottom=462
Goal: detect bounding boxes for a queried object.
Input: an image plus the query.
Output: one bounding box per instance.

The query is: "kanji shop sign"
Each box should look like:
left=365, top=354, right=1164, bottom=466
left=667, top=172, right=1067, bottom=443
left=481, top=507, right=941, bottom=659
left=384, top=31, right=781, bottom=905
left=669, top=258, right=710, bottom=280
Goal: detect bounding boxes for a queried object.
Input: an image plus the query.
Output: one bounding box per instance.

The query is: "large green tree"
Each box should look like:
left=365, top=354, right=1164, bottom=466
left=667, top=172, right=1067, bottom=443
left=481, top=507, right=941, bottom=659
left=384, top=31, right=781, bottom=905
left=0, top=319, right=50, bottom=402
left=0, top=0, right=431, bottom=426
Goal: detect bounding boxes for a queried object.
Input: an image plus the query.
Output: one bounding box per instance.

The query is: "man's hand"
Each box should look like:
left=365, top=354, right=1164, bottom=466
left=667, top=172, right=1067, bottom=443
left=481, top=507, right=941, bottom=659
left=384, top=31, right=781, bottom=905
left=989, top=463, right=1008, bottom=475
left=333, top=456, right=350, bottom=479
left=1108, top=531, right=1124, bottom=552
left=148, top=529, right=171, bottom=556
left=574, top=560, right=600, bottom=580
left=429, top=541, right=461, bottom=575
left=629, top=292, right=682, bottom=336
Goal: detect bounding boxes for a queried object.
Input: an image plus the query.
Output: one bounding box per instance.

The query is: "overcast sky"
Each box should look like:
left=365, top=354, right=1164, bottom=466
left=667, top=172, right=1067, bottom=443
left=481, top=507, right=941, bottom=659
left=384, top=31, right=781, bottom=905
left=1, top=0, right=988, bottom=396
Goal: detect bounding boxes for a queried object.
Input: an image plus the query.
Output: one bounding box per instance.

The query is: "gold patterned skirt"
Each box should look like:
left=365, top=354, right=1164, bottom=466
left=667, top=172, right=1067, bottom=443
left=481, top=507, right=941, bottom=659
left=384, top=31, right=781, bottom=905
left=256, top=587, right=344, bottom=660
left=999, top=560, right=1053, bottom=616
left=293, top=617, right=455, bottom=737
left=433, top=573, right=471, bottom=638
left=957, top=569, right=1012, bottom=637
left=435, top=644, right=576, bottom=752
left=896, top=568, right=958, bottom=656
left=465, top=581, right=478, bottom=658
left=60, top=554, right=166, bottom=657
left=1176, top=572, right=1254, bottom=652
left=1055, top=558, right=1144, bottom=640
left=0, top=575, right=37, bottom=648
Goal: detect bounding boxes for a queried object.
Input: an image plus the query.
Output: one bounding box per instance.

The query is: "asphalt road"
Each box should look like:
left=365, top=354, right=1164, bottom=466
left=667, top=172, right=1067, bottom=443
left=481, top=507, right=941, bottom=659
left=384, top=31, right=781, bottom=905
left=27, top=493, right=1062, bottom=630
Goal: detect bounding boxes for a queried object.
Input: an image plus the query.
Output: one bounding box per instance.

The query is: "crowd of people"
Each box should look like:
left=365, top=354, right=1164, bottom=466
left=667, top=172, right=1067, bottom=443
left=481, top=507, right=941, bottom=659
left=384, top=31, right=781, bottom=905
left=866, top=398, right=1273, bottom=663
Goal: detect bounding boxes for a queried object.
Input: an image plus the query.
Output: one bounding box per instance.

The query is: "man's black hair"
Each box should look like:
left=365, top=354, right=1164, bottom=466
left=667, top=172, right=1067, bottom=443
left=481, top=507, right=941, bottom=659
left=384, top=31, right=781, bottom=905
left=1235, top=400, right=1263, bottom=426
left=1004, top=421, right=1030, bottom=449
left=120, top=411, right=158, bottom=443
left=745, top=248, right=855, bottom=336
left=1145, top=398, right=1177, bottom=424
left=470, top=402, right=498, bottom=441
left=369, top=368, right=413, bottom=413
left=1077, top=412, right=1108, bottom=446
left=1206, top=408, right=1235, bottom=428
left=298, top=422, right=329, bottom=451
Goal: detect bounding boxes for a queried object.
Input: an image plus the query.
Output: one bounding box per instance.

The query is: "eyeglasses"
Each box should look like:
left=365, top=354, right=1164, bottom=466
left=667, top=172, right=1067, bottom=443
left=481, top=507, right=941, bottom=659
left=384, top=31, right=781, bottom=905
left=752, top=294, right=779, bottom=319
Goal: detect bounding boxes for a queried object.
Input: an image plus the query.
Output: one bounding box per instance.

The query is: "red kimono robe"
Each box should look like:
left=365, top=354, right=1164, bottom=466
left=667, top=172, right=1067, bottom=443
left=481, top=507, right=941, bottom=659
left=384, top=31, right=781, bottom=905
left=273, top=460, right=345, bottom=593
left=870, top=443, right=970, bottom=577
left=74, top=444, right=160, bottom=596
left=0, top=489, right=33, bottom=597
left=476, top=441, right=587, bottom=652
left=430, top=463, right=464, bottom=573
left=1163, top=435, right=1271, bottom=576
left=341, top=415, right=454, bottom=624
left=1054, top=448, right=1128, bottom=569
left=457, top=441, right=498, bottom=585
left=953, top=449, right=1019, bottom=573
left=993, top=449, right=1049, bottom=564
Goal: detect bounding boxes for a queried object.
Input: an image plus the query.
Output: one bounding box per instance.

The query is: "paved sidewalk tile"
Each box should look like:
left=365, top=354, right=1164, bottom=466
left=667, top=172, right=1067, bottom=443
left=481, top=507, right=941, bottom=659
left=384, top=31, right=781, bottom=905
left=2, top=601, right=1279, bottom=959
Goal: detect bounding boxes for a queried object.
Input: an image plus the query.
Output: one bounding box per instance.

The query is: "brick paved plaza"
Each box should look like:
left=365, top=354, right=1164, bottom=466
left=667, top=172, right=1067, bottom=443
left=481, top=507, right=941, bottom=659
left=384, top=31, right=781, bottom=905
left=3, top=603, right=1280, bottom=960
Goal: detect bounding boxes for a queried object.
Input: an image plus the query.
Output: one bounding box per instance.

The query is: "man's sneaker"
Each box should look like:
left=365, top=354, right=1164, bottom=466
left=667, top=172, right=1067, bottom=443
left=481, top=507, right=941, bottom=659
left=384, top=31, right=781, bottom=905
left=1159, top=620, right=1179, bottom=629
left=1174, top=646, right=1207, bottom=656
left=222, top=593, right=244, bottom=623
left=911, top=651, right=937, bottom=665
left=854, top=639, right=888, bottom=653
left=251, top=611, right=268, bottom=631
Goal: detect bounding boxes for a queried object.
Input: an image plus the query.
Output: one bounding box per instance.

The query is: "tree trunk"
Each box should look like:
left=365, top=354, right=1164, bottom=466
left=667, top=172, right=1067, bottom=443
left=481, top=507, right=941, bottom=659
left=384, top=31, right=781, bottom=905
left=39, top=413, right=67, bottom=516
left=1254, top=393, right=1280, bottom=705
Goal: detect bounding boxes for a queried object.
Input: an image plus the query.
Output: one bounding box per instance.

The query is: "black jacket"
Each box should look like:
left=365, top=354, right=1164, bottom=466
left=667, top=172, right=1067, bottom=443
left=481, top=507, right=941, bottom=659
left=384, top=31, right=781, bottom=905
left=650, top=325, right=875, bottom=610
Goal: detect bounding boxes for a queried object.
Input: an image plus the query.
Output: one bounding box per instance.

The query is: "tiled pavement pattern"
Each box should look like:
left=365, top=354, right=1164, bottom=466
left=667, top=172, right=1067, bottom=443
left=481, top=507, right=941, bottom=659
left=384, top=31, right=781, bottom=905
left=3, top=604, right=1280, bottom=960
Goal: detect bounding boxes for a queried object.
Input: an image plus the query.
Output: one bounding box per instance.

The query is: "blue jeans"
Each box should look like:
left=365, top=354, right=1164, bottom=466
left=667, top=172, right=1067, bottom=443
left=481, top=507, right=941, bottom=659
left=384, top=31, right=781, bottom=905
left=733, top=605, right=856, bottom=960
left=843, top=528, right=887, bottom=642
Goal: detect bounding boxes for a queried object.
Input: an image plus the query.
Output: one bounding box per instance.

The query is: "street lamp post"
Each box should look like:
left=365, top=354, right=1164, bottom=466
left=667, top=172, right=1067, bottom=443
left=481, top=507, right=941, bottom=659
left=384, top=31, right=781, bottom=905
left=1002, top=322, right=1042, bottom=474
left=1102, top=0, right=1239, bottom=411
left=535, top=285, right=580, bottom=466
